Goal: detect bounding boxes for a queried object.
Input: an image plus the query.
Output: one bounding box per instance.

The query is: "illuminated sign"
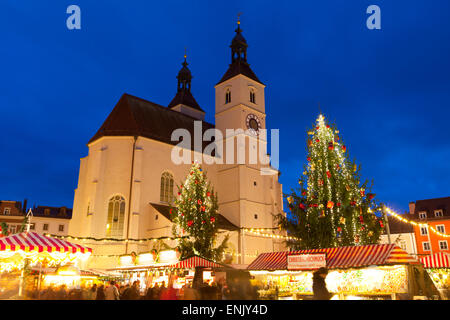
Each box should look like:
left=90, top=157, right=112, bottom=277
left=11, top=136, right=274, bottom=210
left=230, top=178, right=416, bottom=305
left=287, top=253, right=326, bottom=270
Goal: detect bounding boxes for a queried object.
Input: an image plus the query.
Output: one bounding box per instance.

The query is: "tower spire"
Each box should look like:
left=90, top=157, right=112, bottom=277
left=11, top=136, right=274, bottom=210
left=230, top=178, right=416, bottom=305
left=231, top=13, right=247, bottom=63
left=177, top=49, right=192, bottom=92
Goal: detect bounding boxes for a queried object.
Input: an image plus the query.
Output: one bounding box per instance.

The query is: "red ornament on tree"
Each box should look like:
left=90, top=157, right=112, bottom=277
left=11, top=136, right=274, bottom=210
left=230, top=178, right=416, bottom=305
left=299, top=203, right=306, bottom=210
left=359, top=215, right=364, bottom=224
left=337, top=227, right=342, bottom=232
left=316, top=139, right=320, bottom=143
left=207, top=192, right=211, bottom=197
left=342, top=145, right=346, bottom=153
left=336, top=202, right=341, bottom=207
left=187, top=220, right=194, bottom=227
left=307, top=157, right=311, bottom=162
left=379, top=220, right=384, bottom=228
left=326, top=171, right=331, bottom=178
left=197, top=199, right=202, bottom=205
left=350, top=201, right=356, bottom=206
left=210, top=217, right=215, bottom=223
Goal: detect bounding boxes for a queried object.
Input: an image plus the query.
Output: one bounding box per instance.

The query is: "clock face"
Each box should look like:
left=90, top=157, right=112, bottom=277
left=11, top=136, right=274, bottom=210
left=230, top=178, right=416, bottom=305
left=246, top=113, right=261, bottom=135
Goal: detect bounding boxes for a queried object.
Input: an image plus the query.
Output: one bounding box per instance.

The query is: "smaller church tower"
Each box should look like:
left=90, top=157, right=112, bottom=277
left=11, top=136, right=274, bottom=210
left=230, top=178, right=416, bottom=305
left=168, top=53, right=205, bottom=120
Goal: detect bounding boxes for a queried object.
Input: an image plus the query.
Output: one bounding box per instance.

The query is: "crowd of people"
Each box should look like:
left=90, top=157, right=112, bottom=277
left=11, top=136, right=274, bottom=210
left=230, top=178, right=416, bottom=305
left=30, top=277, right=259, bottom=300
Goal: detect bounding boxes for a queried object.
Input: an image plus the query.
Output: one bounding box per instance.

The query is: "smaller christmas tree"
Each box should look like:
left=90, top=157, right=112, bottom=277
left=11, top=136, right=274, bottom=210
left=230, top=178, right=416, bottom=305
left=172, top=162, right=228, bottom=261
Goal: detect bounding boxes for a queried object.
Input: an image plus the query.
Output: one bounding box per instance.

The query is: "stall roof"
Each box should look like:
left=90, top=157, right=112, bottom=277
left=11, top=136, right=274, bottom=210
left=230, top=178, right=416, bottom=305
left=420, top=252, right=450, bottom=268
left=247, top=244, right=419, bottom=271
left=170, top=256, right=230, bottom=269
left=0, top=232, right=92, bottom=254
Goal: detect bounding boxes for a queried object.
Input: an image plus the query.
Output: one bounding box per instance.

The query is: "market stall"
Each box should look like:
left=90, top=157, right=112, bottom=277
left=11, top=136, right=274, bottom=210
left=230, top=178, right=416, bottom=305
left=247, top=244, right=438, bottom=300
left=109, top=251, right=230, bottom=294
left=420, top=252, right=450, bottom=299
left=0, top=232, right=92, bottom=298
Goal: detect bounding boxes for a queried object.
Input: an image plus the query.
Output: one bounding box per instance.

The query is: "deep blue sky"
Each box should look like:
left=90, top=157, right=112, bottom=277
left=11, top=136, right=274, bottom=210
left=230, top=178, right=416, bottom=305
left=1, top=1, right=449, bottom=213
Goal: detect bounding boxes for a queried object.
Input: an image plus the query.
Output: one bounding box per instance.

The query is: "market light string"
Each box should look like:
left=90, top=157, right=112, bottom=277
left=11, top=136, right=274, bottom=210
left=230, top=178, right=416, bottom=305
left=384, top=207, right=450, bottom=238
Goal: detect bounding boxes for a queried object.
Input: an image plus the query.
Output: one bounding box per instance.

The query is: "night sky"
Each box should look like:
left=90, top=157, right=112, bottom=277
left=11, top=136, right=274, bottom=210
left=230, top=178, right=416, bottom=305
left=1, top=1, right=449, bottom=213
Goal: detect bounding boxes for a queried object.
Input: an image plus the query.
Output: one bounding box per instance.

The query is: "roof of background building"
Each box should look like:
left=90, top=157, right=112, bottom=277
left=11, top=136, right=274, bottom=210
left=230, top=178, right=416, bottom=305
left=217, top=60, right=263, bottom=86
left=150, top=203, right=239, bottom=231
left=32, top=206, right=72, bottom=219
left=383, top=215, right=414, bottom=234
left=89, top=93, right=214, bottom=148
left=168, top=90, right=204, bottom=112
left=410, top=196, right=450, bottom=220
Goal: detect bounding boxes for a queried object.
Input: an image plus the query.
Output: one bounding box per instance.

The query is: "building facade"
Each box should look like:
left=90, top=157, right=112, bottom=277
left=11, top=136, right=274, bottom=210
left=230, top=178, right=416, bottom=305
left=0, top=200, right=71, bottom=236
left=379, top=215, right=418, bottom=257
left=409, top=197, right=450, bottom=256
left=69, top=22, right=286, bottom=268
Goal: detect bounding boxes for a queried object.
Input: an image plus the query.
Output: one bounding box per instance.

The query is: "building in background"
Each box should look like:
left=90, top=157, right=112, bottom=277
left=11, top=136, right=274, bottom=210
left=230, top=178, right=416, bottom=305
left=0, top=200, right=26, bottom=234
left=30, top=205, right=72, bottom=236
left=69, top=21, right=286, bottom=268
left=0, top=200, right=71, bottom=236
left=409, top=197, right=450, bottom=256
left=380, top=215, right=418, bottom=257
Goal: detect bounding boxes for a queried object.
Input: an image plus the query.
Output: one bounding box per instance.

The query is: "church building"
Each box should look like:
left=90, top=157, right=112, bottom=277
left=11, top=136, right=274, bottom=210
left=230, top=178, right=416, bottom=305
left=68, top=21, right=286, bottom=268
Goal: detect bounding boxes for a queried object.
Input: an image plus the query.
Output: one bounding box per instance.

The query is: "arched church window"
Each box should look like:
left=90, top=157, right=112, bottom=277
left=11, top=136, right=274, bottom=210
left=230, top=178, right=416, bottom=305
left=225, top=89, right=231, bottom=104
left=106, top=195, right=126, bottom=237
left=160, top=172, right=174, bottom=203
left=250, top=89, right=256, bottom=104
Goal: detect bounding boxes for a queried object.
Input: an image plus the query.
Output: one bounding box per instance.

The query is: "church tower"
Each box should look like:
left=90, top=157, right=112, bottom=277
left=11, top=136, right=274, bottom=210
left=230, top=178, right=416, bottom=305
left=214, top=19, right=285, bottom=265
left=168, top=53, right=205, bottom=120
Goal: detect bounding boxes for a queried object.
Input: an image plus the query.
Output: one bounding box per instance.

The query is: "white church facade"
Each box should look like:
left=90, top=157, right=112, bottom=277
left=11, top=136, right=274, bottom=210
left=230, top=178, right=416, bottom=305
left=68, top=22, right=286, bottom=269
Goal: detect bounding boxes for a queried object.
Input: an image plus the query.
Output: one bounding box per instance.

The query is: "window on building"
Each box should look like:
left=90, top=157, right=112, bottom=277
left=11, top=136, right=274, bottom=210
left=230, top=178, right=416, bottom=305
left=87, top=202, right=91, bottom=216
left=160, top=172, right=174, bottom=203
left=399, top=240, right=407, bottom=251
left=58, top=225, right=64, bottom=232
left=419, top=212, right=427, bottom=219
left=434, top=210, right=443, bottom=217
left=254, top=181, right=257, bottom=186
left=44, top=208, right=50, bottom=216
left=3, top=208, right=11, bottom=215
left=439, top=241, right=448, bottom=250
left=106, top=195, right=126, bottom=237
left=437, top=225, right=446, bottom=234
left=59, top=207, right=67, bottom=217
left=30, top=223, right=35, bottom=230
left=254, top=214, right=258, bottom=219
left=420, top=226, right=428, bottom=236
left=422, top=242, right=431, bottom=251
left=225, top=89, right=231, bottom=104
left=9, top=225, right=16, bottom=234
left=43, top=224, right=49, bottom=231
left=250, top=89, right=256, bottom=103
left=155, top=214, right=159, bottom=220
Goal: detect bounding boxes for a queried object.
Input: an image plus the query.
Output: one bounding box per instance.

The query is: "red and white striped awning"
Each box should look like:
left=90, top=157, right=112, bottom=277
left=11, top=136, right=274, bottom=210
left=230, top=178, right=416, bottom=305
left=420, top=252, right=450, bottom=268
left=170, top=256, right=226, bottom=269
left=0, top=232, right=92, bottom=254
left=247, top=244, right=419, bottom=271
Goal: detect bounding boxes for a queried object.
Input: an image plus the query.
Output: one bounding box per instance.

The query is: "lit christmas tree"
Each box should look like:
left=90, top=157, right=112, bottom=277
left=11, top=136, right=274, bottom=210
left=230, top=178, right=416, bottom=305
left=278, top=114, right=385, bottom=249
left=172, top=162, right=228, bottom=261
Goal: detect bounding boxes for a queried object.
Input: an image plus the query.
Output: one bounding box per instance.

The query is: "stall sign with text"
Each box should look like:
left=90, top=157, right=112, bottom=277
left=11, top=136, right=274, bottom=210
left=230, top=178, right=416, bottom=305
left=287, top=253, right=327, bottom=270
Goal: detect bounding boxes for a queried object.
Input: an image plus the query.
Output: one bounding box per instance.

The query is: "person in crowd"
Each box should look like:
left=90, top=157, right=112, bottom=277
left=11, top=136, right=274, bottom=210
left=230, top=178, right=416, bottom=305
left=221, top=280, right=231, bottom=300
left=96, top=284, right=106, bottom=300
left=128, top=281, right=141, bottom=300
left=56, top=284, right=68, bottom=300
left=90, top=284, right=98, bottom=300
left=160, top=281, right=178, bottom=300
left=120, top=284, right=130, bottom=300
left=312, top=267, right=333, bottom=300
left=105, top=280, right=120, bottom=300
left=183, top=282, right=199, bottom=300
left=151, top=283, right=161, bottom=300
left=41, top=285, right=57, bottom=300
left=145, top=284, right=154, bottom=300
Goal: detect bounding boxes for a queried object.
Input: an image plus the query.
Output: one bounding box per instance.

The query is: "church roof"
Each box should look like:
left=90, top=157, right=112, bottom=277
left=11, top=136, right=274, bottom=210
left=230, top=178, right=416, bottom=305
left=217, top=60, right=263, bottom=86
left=168, top=89, right=204, bottom=112
left=150, top=203, right=239, bottom=231
left=88, top=93, right=214, bottom=148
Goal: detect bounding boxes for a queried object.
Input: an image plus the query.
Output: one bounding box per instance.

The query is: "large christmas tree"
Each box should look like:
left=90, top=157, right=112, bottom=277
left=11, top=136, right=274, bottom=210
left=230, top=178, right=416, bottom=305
left=278, top=114, right=385, bottom=249
left=172, top=162, right=228, bottom=261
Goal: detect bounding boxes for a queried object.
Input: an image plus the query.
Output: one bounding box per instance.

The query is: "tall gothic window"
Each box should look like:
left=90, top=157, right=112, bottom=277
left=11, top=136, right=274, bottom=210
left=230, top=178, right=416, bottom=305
left=160, top=172, right=174, bottom=203
left=250, top=89, right=256, bottom=103
left=106, top=195, right=126, bottom=237
left=225, top=89, right=231, bottom=104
